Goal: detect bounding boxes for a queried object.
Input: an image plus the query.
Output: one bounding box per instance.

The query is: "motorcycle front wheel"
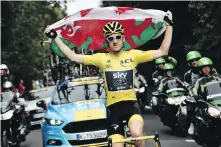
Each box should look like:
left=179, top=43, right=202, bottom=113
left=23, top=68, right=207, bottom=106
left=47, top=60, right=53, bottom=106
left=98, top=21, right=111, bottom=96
left=138, top=98, right=145, bottom=113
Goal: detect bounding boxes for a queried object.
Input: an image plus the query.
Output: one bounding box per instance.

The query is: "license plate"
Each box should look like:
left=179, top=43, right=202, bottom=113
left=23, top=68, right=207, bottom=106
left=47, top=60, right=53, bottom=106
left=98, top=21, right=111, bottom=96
left=77, top=130, right=107, bottom=140
left=33, top=113, right=44, bottom=119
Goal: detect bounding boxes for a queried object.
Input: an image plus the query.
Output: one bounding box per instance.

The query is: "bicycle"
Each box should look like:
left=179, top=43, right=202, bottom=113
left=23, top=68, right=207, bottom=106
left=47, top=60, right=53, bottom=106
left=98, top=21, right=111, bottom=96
left=107, top=120, right=162, bottom=147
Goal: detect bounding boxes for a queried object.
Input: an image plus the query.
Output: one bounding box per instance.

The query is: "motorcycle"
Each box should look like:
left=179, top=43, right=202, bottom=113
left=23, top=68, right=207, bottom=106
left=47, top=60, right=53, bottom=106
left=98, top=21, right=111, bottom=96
left=192, top=99, right=221, bottom=147
left=1, top=92, right=27, bottom=147
left=134, top=86, right=146, bottom=113
left=156, top=92, right=188, bottom=135
left=151, top=77, right=163, bottom=114
left=151, top=91, right=161, bottom=115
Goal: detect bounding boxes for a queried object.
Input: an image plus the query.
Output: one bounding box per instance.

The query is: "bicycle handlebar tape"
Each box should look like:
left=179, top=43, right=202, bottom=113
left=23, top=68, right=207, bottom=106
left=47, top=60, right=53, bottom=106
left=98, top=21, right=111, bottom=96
left=108, top=138, right=112, bottom=147
left=154, top=132, right=162, bottom=147
left=45, top=29, right=57, bottom=39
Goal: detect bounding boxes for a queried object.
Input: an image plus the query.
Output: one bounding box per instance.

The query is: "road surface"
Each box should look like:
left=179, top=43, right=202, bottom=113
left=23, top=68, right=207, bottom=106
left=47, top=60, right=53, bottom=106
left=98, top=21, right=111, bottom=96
left=21, top=85, right=201, bottom=147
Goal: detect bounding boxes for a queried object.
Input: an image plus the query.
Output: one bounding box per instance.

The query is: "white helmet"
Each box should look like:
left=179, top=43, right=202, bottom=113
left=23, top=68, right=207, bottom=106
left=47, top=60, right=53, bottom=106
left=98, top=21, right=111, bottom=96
left=3, top=81, right=13, bottom=89
left=0, top=64, right=8, bottom=70
left=0, top=64, right=9, bottom=75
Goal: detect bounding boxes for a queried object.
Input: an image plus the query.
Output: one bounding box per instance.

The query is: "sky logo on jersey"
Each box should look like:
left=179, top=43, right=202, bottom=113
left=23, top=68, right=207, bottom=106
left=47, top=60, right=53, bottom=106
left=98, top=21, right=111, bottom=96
left=113, top=72, right=127, bottom=79
left=105, top=70, right=133, bottom=91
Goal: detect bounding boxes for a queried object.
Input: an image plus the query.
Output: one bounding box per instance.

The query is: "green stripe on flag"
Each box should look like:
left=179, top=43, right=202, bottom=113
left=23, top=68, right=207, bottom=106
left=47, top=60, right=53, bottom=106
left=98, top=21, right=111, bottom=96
left=132, top=22, right=163, bottom=46
left=51, top=38, right=76, bottom=58
left=135, top=20, right=144, bottom=26
left=80, top=37, right=92, bottom=49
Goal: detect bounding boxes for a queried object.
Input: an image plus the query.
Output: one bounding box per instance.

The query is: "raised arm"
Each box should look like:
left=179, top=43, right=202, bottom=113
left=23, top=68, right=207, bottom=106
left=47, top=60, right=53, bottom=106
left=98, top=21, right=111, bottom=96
left=152, top=11, right=173, bottom=59
left=44, top=26, right=84, bottom=64
left=133, top=11, right=173, bottom=65
left=54, top=37, right=84, bottom=63
left=152, top=25, right=173, bottom=59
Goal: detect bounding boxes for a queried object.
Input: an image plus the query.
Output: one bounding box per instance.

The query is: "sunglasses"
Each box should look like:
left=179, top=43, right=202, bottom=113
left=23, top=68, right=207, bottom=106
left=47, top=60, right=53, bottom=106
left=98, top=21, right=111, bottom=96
left=106, top=35, right=122, bottom=42
left=189, top=58, right=200, bottom=63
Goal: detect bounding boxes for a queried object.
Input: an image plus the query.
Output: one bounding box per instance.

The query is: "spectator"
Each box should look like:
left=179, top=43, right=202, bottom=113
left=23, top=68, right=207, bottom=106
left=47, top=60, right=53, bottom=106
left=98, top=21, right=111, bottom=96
left=18, top=79, right=25, bottom=94
left=35, top=80, right=40, bottom=89
left=39, top=80, right=44, bottom=88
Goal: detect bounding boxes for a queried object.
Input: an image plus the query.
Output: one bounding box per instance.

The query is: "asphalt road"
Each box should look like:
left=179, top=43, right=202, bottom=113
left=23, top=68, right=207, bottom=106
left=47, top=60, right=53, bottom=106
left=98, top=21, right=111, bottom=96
left=21, top=113, right=201, bottom=147
left=21, top=85, right=201, bottom=147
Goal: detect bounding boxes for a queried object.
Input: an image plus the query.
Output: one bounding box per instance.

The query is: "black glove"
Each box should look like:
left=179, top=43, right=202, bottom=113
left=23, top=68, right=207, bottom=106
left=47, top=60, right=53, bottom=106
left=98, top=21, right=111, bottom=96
left=164, top=10, right=173, bottom=27
left=45, top=29, right=57, bottom=39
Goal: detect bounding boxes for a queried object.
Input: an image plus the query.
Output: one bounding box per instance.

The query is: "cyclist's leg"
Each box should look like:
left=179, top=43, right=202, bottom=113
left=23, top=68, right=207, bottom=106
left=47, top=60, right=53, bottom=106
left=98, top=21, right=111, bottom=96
left=107, top=106, right=124, bottom=147
left=128, top=102, right=145, bottom=147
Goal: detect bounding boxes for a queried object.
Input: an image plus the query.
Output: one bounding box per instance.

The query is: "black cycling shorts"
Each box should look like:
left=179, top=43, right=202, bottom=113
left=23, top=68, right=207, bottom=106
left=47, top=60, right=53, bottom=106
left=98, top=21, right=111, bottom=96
left=106, top=100, right=141, bottom=137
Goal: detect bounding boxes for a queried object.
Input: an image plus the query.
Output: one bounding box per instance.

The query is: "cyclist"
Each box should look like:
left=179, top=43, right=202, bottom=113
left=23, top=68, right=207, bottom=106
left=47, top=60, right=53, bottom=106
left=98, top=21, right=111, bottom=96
left=45, top=11, right=173, bottom=147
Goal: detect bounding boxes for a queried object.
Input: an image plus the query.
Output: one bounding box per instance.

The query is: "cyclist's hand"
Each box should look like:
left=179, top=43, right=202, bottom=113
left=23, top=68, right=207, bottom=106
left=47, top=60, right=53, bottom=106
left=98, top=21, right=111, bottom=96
left=164, top=10, right=173, bottom=27
left=44, top=25, right=57, bottom=39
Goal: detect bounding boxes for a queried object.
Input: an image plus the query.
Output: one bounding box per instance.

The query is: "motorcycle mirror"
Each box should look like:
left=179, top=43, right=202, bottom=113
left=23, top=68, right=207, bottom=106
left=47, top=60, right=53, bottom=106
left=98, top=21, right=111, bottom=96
left=36, top=100, right=47, bottom=110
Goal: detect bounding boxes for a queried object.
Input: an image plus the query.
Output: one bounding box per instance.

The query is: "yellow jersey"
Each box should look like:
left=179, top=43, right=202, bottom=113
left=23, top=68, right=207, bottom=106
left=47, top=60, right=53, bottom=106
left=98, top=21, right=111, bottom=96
left=83, top=49, right=154, bottom=106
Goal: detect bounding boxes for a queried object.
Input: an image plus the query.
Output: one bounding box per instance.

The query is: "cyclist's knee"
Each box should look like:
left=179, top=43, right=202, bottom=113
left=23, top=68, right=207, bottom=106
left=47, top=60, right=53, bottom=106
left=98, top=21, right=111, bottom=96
left=130, top=126, right=143, bottom=138
left=128, top=115, right=144, bottom=137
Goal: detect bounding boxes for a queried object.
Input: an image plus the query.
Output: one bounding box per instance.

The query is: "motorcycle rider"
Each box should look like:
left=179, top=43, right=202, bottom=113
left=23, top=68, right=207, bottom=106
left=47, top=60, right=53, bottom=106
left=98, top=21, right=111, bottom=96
left=184, top=51, right=218, bottom=86
left=2, top=81, right=30, bottom=145
left=187, top=57, right=221, bottom=135
left=1, top=64, right=10, bottom=86
left=134, top=68, right=149, bottom=108
left=44, top=11, right=173, bottom=147
left=158, top=63, right=187, bottom=103
left=151, top=57, right=177, bottom=113
left=152, top=57, right=166, bottom=86
left=152, top=56, right=177, bottom=86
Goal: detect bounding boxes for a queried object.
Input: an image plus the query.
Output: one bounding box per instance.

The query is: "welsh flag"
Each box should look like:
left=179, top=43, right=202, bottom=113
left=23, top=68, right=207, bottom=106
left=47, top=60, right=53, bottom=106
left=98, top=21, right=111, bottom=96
left=48, top=7, right=168, bottom=57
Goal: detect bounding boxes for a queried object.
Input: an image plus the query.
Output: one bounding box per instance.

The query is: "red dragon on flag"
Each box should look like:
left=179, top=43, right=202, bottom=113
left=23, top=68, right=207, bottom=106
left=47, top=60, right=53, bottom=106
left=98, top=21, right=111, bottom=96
left=49, top=7, right=167, bottom=57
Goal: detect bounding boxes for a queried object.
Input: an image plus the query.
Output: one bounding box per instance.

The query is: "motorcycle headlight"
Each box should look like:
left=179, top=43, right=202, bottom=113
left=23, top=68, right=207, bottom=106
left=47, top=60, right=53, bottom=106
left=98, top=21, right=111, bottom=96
left=174, top=96, right=187, bottom=105
left=0, top=110, right=14, bottom=120
left=166, top=98, right=176, bottom=105
left=139, top=87, right=145, bottom=93
left=44, top=118, right=63, bottom=126
left=207, top=107, right=221, bottom=118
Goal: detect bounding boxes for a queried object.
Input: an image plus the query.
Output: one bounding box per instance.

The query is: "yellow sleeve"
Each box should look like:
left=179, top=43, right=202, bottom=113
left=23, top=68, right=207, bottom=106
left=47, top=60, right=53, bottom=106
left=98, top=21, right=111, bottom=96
left=83, top=53, right=103, bottom=68
left=131, top=50, right=154, bottom=65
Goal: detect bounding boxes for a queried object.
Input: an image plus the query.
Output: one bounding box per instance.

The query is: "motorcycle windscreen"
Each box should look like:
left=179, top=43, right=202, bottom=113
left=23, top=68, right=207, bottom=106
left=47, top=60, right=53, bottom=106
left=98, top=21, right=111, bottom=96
left=0, top=92, right=14, bottom=113
left=165, top=80, right=185, bottom=97
left=204, top=82, right=221, bottom=106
